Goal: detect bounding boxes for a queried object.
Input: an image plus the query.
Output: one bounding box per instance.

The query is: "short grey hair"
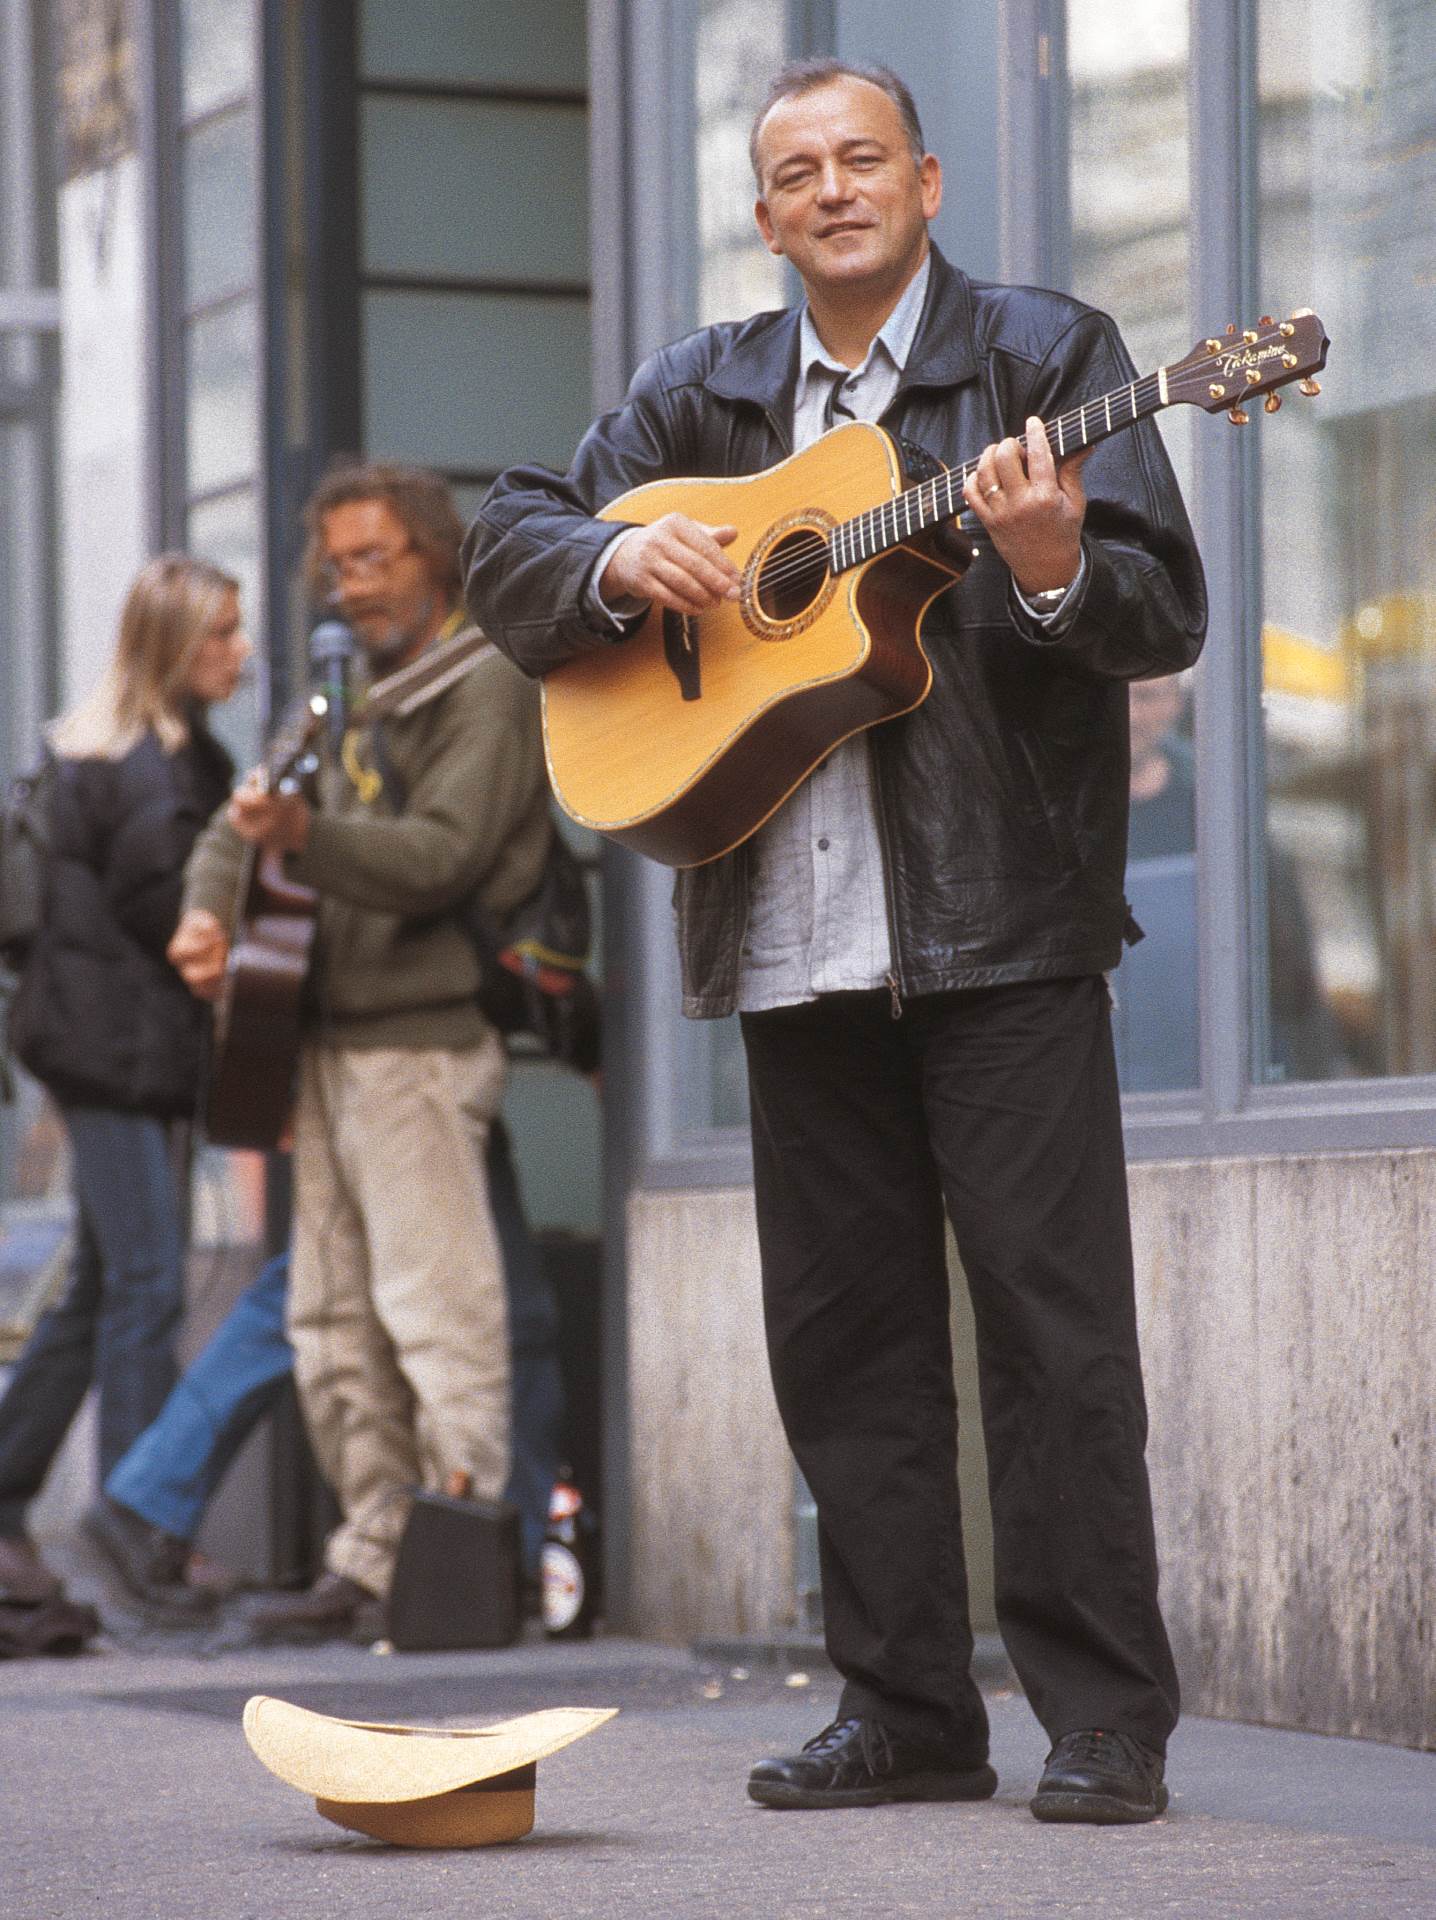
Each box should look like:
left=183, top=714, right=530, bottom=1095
left=749, top=58, right=927, bottom=185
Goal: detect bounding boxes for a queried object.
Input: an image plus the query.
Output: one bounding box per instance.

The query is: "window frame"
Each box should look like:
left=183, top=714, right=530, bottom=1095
left=609, top=0, right=1436, bottom=1188
left=1012, top=0, right=1436, bottom=1162
left=141, top=0, right=272, bottom=741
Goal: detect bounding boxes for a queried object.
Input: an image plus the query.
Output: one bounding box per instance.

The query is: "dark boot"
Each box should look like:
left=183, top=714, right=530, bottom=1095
left=81, top=1497, right=214, bottom=1616
left=0, top=1531, right=63, bottom=1606
left=246, top=1571, right=384, bottom=1645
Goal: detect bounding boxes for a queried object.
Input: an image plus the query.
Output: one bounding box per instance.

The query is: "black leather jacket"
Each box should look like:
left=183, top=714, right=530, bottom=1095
left=463, top=248, right=1206, bottom=1016
left=13, top=723, right=233, bottom=1114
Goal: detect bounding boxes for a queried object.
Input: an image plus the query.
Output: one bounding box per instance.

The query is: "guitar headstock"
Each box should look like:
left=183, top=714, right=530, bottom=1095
left=261, top=693, right=328, bottom=793
left=1165, top=310, right=1329, bottom=422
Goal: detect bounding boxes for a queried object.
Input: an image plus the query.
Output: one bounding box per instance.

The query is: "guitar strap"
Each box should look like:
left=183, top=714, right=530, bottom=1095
left=365, top=718, right=407, bottom=817
left=348, top=611, right=482, bottom=813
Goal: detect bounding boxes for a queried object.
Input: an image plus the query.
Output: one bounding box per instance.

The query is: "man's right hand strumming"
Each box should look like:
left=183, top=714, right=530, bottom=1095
left=599, top=513, right=742, bottom=616
left=168, top=909, right=230, bottom=1002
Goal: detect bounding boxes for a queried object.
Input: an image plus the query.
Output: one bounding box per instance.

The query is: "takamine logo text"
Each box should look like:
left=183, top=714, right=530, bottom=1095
left=1218, top=343, right=1284, bottom=378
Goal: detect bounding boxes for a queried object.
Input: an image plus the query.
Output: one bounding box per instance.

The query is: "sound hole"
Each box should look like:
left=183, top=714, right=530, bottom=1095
left=754, top=528, right=830, bottom=623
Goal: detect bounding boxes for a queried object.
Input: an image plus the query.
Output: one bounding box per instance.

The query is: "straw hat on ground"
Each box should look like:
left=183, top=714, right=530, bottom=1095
left=243, top=1696, right=617, bottom=1847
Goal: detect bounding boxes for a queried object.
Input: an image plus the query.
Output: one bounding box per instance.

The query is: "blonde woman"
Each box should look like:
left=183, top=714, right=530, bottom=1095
left=0, top=555, right=249, bottom=1612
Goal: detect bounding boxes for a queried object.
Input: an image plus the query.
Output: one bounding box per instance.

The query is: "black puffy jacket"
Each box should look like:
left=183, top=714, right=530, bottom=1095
left=13, top=722, right=233, bottom=1114
left=463, top=247, right=1207, bottom=1016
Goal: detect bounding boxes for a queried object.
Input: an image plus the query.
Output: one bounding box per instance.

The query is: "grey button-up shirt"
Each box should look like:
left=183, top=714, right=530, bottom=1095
left=736, top=258, right=938, bottom=1011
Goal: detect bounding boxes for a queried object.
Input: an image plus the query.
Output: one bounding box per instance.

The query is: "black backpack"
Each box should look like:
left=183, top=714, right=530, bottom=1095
left=459, top=828, right=601, bottom=1075
left=0, top=754, right=56, bottom=976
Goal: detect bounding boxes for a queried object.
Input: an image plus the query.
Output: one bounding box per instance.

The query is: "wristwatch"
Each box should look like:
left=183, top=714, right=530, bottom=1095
left=1028, top=582, right=1073, bottom=613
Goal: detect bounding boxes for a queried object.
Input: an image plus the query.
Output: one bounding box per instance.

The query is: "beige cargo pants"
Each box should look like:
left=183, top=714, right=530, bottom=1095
left=288, top=1034, right=510, bottom=1598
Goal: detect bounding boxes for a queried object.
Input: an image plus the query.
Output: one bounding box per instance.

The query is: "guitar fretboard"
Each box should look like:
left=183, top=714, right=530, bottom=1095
left=827, top=370, right=1166, bottom=573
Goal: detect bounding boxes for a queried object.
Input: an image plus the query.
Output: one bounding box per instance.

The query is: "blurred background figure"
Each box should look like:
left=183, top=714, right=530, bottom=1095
left=85, top=1116, right=563, bottom=1621
left=1115, top=673, right=1200, bottom=1093
left=168, top=463, right=553, bottom=1643
left=0, top=555, right=249, bottom=1613
left=1116, top=674, right=1344, bottom=1094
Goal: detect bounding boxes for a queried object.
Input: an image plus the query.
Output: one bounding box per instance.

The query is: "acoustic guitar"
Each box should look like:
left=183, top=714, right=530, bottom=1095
left=541, top=310, right=1329, bottom=869
left=204, top=622, right=497, bottom=1150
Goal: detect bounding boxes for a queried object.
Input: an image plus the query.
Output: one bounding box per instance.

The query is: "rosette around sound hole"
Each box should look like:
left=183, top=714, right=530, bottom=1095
left=754, top=527, right=831, bottom=623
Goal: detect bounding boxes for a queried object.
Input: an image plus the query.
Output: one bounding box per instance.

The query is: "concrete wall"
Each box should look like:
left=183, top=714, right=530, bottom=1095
left=1130, top=1150, right=1434, bottom=1750
left=627, top=1149, right=1434, bottom=1749
left=625, top=1188, right=997, bottom=1645
left=627, top=1189, right=793, bottom=1641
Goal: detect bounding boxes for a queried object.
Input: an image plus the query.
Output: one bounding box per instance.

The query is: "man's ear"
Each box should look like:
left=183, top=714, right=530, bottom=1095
left=920, top=152, right=942, bottom=223
left=754, top=197, right=784, bottom=259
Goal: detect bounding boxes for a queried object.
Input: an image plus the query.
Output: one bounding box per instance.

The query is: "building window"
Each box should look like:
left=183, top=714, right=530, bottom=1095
left=356, top=0, right=592, bottom=519
left=1052, top=0, right=1436, bottom=1149
left=1064, top=0, right=1197, bottom=1096
left=167, top=0, right=264, bottom=764
left=1253, top=1, right=1436, bottom=1084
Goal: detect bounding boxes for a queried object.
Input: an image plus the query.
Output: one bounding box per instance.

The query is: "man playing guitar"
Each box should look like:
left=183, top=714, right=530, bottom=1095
left=466, top=59, right=1205, bottom=1822
left=170, top=463, right=552, bottom=1641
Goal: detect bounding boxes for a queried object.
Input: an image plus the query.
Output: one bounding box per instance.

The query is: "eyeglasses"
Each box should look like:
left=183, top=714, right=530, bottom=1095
left=318, top=540, right=416, bottom=591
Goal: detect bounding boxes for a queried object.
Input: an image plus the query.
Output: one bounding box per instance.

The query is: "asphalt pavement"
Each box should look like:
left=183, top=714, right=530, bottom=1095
left=4, top=1592, right=1433, bottom=1920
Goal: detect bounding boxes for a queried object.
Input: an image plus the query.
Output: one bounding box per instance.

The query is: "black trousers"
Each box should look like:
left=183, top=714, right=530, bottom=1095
left=741, top=977, right=1180, bottom=1760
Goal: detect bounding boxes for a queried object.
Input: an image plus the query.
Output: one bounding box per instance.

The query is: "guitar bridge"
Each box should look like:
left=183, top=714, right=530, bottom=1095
left=663, top=609, right=702, bottom=701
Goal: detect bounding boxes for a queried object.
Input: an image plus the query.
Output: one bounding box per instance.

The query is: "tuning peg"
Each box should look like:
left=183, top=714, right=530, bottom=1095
left=1228, top=406, right=1249, bottom=425
left=1264, top=393, right=1282, bottom=413
left=1299, top=377, right=1321, bottom=397
left=1225, top=323, right=1238, bottom=335
left=1243, top=329, right=1260, bottom=345
left=1259, top=315, right=1274, bottom=327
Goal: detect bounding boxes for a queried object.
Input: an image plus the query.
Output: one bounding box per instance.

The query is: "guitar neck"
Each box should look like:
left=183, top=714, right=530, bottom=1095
left=829, top=368, right=1167, bottom=573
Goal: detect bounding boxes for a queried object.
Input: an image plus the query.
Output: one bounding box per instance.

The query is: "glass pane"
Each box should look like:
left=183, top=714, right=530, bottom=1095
left=1113, top=674, right=1199, bottom=1091
left=359, top=0, right=586, bottom=91
left=1066, top=0, right=1194, bottom=500
left=1253, top=3, right=1436, bottom=1082
left=187, top=486, right=263, bottom=766
left=501, top=1062, right=602, bottom=1233
left=661, top=0, right=788, bottom=1134
left=183, top=109, right=256, bottom=307
left=694, top=0, right=786, bottom=326
left=185, top=298, right=258, bottom=494
left=362, top=97, right=588, bottom=285
left=180, top=0, right=255, bottom=119
left=363, top=288, right=591, bottom=472
left=1065, top=0, right=1198, bottom=1094
left=450, top=478, right=496, bottom=528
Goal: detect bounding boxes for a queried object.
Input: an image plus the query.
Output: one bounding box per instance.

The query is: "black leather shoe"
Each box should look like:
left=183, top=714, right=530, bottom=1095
left=748, top=1716, right=998, bottom=1810
left=1030, top=1730, right=1169, bottom=1824
left=247, top=1571, right=385, bottom=1645
left=82, top=1498, right=214, bottom=1615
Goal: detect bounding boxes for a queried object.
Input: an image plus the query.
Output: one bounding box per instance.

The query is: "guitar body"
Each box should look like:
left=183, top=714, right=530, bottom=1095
left=541, top=421, right=966, bottom=867
left=538, top=312, right=1330, bottom=869
left=204, top=849, right=318, bottom=1150
left=199, top=624, right=499, bottom=1150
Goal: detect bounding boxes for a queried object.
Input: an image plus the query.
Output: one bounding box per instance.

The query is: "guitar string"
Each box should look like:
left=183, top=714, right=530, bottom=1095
left=694, top=327, right=1300, bottom=601
left=668, top=369, right=1167, bottom=610
left=746, top=373, right=1166, bottom=601
left=816, top=374, right=1163, bottom=583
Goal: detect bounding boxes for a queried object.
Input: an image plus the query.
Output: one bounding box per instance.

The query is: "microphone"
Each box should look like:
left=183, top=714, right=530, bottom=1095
left=308, top=617, right=356, bottom=757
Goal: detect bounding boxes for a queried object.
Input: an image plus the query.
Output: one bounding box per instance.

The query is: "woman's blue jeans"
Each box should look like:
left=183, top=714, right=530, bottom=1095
left=0, top=1106, right=186, bottom=1535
